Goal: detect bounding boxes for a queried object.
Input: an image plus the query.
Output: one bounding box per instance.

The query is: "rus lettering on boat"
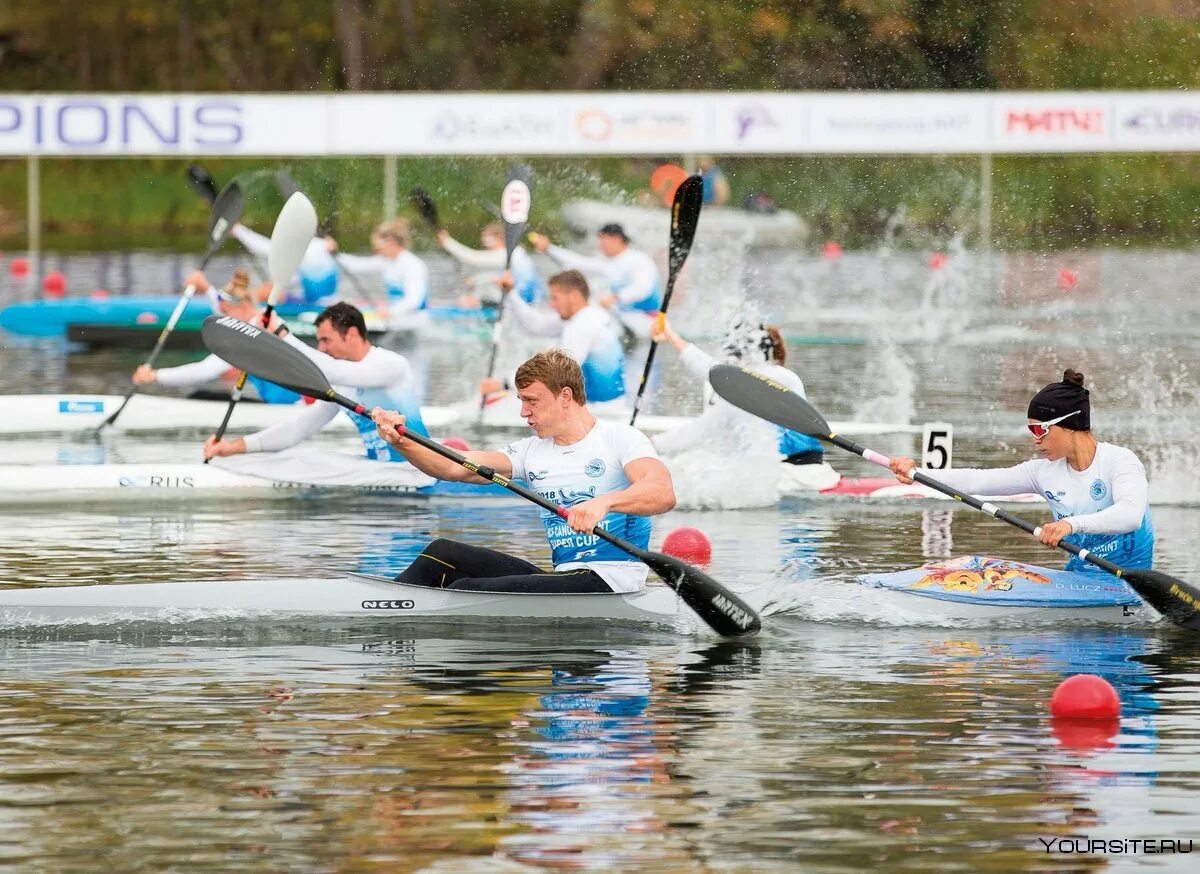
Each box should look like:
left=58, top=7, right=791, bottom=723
left=118, top=475, right=196, bottom=488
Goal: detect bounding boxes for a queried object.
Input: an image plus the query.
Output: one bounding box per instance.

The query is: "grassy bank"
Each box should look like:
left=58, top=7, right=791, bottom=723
left=1, top=154, right=1198, bottom=252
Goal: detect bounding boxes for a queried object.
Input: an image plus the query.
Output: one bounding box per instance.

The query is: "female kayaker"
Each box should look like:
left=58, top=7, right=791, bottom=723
left=890, top=369, right=1154, bottom=571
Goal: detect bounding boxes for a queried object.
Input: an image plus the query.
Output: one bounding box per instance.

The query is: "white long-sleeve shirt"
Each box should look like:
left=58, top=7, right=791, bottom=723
left=929, top=442, right=1154, bottom=572
left=337, top=249, right=429, bottom=313
left=546, top=244, right=662, bottom=312
left=154, top=354, right=231, bottom=388
left=242, top=336, right=427, bottom=460
left=232, top=225, right=339, bottom=303
left=441, top=235, right=543, bottom=304
left=505, top=294, right=626, bottom=403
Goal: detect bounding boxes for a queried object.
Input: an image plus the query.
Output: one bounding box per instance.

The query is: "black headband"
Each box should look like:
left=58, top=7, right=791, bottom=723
left=1028, top=377, right=1090, bottom=430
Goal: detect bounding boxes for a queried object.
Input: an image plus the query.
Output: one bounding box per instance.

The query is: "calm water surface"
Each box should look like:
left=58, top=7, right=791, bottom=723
left=0, top=246, right=1198, bottom=870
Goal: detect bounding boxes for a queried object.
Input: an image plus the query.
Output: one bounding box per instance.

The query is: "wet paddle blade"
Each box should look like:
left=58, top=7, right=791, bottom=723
left=667, top=175, right=704, bottom=278
left=502, top=164, right=534, bottom=262
left=205, top=181, right=246, bottom=254
left=267, top=192, right=319, bottom=305
left=1119, top=568, right=1200, bottom=628
left=708, top=363, right=832, bottom=437
left=187, top=164, right=218, bottom=205
left=274, top=170, right=302, bottom=201
left=201, top=315, right=335, bottom=400
left=409, top=187, right=439, bottom=229
left=639, top=550, right=761, bottom=637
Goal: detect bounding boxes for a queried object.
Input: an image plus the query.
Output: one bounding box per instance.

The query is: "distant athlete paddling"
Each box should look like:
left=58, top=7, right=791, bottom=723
left=373, top=350, right=675, bottom=593
left=890, top=369, right=1154, bottom=571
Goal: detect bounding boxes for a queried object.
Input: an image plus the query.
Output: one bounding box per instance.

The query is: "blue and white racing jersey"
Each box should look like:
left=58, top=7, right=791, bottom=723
left=337, top=249, right=430, bottom=312
left=242, top=336, right=428, bottom=460
left=505, top=297, right=627, bottom=403
left=502, top=420, right=659, bottom=592
left=547, top=244, right=662, bottom=313
left=928, top=442, right=1154, bottom=573
left=232, top=225, right=339, bottom=304
left=441, top=235, right=546, bottom=305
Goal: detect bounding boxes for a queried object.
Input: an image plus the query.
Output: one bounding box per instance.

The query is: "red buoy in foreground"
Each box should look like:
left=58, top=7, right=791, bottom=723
left=1050, top=674, right=1120, bottom=719
left=442, top=436, right=472, bottom=452
left=662, top=527, right=712, bottom=566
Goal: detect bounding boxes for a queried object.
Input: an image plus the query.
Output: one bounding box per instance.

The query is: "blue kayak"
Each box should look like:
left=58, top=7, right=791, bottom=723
left=0, top=295, right=489, bottom=338
left=858, top=555, right=1141, bottom=609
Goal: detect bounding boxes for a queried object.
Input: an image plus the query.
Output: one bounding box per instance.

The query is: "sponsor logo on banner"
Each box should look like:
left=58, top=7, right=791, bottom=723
left=736, top=103, right=779, bottom=141
left=431, top=111, right=554, bottom=143
left=824, top=112, right=975, bottom=136
left=1004, top=108, right=1105, bottom=136
left=1122, top=107, right=1200, bottom=133
left=574, top=107, right=695, bottom=144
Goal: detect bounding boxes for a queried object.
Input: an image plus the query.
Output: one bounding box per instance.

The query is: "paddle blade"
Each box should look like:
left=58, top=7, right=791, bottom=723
left=502, top=164, right=534, bottom=263
left=667, top=175, right=703, bottom=277
left=274, top=169, right=302, bottom=201
left=409, top=187, right=439, bottom=229
left=1119, top=568, right=1200, bottom=629
left=708, top=363, right=832, bottom=437
left=640, top=550, right=761, bottom=637
left=268, top=192, right=319, bottom=305
left=187, top=164, right=218, bottom=204
left=206, top=180, right=245, bottom=252
left=201, top=315, right=335, bottom=400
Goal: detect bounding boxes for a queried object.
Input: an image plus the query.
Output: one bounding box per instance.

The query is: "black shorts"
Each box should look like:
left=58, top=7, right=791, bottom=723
left=395, top=538, right=614, bottom=594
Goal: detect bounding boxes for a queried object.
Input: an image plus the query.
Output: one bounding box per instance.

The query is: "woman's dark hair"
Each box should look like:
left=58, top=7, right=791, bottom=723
left=1063, top=368, right=1085, bottom=387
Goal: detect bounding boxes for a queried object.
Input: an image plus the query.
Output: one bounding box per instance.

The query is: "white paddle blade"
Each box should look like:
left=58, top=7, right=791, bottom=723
left=267, top=192, right=319, bottom=305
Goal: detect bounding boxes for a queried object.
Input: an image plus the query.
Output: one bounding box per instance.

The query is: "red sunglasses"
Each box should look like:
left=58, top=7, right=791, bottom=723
left=1028, top=410, right=1080, bottom=439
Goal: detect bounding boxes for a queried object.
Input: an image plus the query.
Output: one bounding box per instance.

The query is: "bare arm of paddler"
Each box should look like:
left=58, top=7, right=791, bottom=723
left=562, top=456, right=676, bottom=535
left=371, top=408, right=511, bottom=484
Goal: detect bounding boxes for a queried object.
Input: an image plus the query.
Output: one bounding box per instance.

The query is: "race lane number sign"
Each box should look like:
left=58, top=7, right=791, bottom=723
left=922, top=422, right=953, bottom=470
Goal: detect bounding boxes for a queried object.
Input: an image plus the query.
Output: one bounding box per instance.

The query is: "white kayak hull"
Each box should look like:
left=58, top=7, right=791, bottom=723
left=0, top=574, right=751, bottom=631
left=0, top=393, right=921, bottom=438
left=0, top=451, right=514, bottom=504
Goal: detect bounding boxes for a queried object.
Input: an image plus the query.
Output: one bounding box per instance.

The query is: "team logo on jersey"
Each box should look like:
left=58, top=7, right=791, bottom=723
left=1044, top=490, right=1066, bottom=504
left=584, top=458, right=607, bottom=478
left=1089, top=479, right=1107, bottom=500
left=527, top=470, right=548, bottom=482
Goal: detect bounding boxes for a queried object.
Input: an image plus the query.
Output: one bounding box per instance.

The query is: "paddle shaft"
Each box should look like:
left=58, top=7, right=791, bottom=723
left=831, top=433, right=1135, bottom=579
left=98, top=249, right=219, bottom=430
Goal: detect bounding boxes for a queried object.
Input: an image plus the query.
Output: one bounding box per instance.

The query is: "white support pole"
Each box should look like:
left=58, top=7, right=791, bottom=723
left=27, top=154, right=41, bottom=292
left=383, top=154, right=397, bottom=220
left=979, top=152, right=992, bottom=251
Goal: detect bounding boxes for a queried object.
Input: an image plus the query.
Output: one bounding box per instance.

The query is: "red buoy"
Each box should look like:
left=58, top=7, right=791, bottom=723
left=822, top=240, right=843, bottom=261
left=89, top=288, right=111, bottom=299
left=1058, top=268, right=1079, bottom=290
left=9, top=256, right=30, bottom=278
left=43, top=271, right=67, bottom=297
left=1050, top=674, right=1120, bottom=719
left=928, top=252, right=948, bottom=270
left=662, top=527, right=712, bottom=566
left=442, top=436, right=471, bottom=452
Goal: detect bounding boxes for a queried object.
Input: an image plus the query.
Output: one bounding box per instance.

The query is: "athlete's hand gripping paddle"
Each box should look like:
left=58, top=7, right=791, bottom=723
left=708, top=363, right=1200, bottom=632
left=97, top=180, right=246, bottom=433
left=480, top=164, right=534, bottom=415
left=205, top=191, right=319, bottom=457
left=199, top=314, right=760, bottom=638
left=629, top=174, right=703, bottom=426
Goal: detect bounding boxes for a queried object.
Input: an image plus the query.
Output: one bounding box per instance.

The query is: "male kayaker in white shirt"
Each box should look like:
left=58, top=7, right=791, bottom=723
left=372, top=349, right=675, bottom=594
left=530, top=223, right=662, bottom=338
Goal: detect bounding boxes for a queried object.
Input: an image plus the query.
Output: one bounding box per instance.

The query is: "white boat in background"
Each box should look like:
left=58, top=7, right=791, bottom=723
left=562, top=199, right=809, bottom=247
left=0, top=393, right=922, bottom=438
left=0, top=574, right=773, bottom=632
left=0, top=449, right=514, bottom=505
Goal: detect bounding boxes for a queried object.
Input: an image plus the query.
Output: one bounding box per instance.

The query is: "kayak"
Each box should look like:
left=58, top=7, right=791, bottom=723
left=0, top=573, right=771, bottom=632
left=562, top=199, right=809, bottom=247
left=0, top=295, right=486, bottom=339
left=0, top=392, right=922, bottom=438
left=858, top=555, right=1145, bottom=622
left=0, top=450, right=515, bottom=505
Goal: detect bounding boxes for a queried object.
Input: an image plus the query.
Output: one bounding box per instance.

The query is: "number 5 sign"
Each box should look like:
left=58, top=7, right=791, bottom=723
left=921, top=422, right=953, bottom=470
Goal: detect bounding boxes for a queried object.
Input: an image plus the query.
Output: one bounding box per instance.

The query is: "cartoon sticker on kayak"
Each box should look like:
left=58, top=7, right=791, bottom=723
left=912, top=556, right=1052, bottom=595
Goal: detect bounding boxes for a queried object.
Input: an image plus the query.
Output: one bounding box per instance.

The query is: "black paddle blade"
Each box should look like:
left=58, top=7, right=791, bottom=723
left=201, top=315, right=334, bottom=400
left=502, top=164, right=534, bottom=260
left=274, top=170, right=302, bottom=201
left=479, top=198, right=501, bottom=219
left=409, top=187, right=439, bottom=229
left=668, top=175, right=704, bottom=276
left=708, top=363, right=832, bottom=437
left=187, top=164, right=218, bottom=204
left=640, top=550, right=760, bottom=637
left=205, top=180, right=245, bottom=251
left=1119, top=568, right=1200, bottom=629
